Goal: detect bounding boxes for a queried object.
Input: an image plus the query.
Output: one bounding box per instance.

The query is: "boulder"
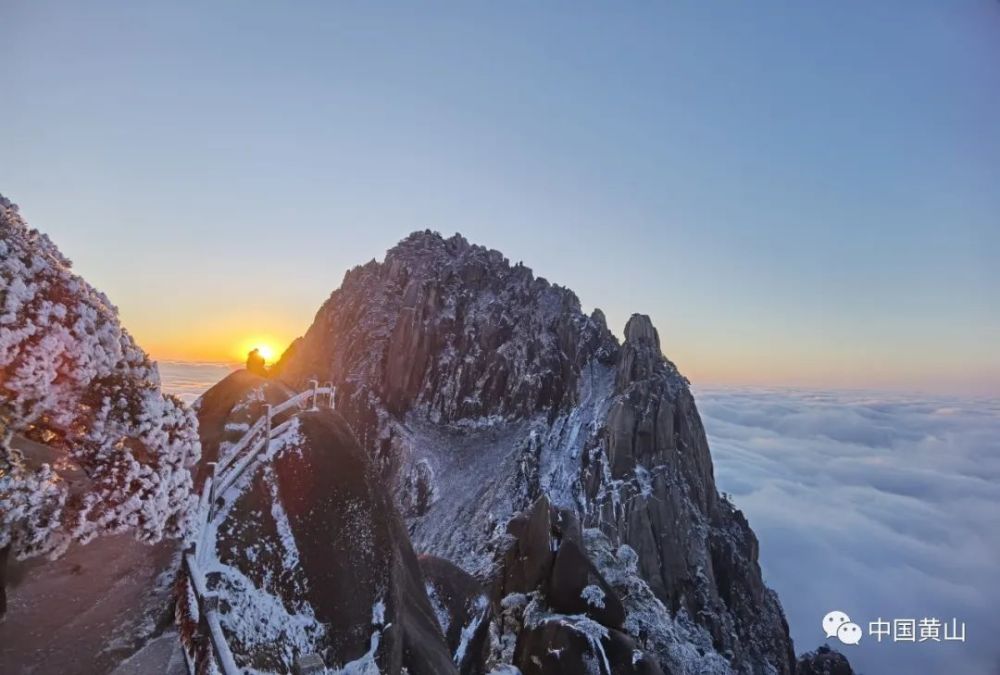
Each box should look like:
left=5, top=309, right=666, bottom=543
left=419, top=555, right=491, bottom=672
left=548, top=539, right=625, bottom=630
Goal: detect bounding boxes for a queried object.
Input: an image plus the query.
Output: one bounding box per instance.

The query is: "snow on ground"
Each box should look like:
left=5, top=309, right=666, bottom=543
left=581, top=584, right=605, bottom=609
left=537, top=362, right=615, bottom=512
left=584, top=529, right=731, bottom=675
left=454, top=594, right=489, bottom=665
left=400, top=363, right=615, bottom=576
left=399, top=414, right=532, bottom=576
left=198, top=417, right=327, bottom=672
left=426, top=582, right=452, bottom=634
left=265, top=463, right=302, bottom=571
left=327, top=600, right=387, bottom=675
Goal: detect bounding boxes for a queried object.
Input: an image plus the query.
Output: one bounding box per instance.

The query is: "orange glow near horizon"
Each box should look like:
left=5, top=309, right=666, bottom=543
left=133, top=317, right=300, bottom=365
left=117, top=293, right=309, bottom=365
left=233, top=336, right=282, bottom=364
left=128, top=311, right=997, bottom=397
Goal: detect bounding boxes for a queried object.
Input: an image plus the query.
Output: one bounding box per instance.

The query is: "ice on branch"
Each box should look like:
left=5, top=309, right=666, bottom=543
left=0, top=194, right=200, bottom=562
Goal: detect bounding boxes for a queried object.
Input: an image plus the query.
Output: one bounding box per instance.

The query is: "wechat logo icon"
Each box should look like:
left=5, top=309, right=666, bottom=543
left=823, top=610, right=862, bottom=646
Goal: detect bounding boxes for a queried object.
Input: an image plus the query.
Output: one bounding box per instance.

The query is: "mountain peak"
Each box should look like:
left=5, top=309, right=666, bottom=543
left=624, top=313, right=660, bottom=349
left=278, top=229, right=610, bottom=422
left=265, top=231, right=808, bottom=673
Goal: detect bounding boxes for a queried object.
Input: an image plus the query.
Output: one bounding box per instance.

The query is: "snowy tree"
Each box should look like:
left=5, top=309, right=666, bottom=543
left=0, top=194, right=200, bottom=563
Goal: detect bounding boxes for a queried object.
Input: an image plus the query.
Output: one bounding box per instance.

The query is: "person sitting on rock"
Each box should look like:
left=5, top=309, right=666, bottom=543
left=246, top=348, right=268, bottom=377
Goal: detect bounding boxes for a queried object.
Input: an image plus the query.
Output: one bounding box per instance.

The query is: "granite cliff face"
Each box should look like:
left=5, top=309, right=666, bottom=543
left=276, top=232, right=616, bottom=431
left=266, top=231, right=839, bottom=674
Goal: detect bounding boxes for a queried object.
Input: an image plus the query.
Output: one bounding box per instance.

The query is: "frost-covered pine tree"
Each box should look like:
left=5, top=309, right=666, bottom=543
left=0, top=194, right=200, bottom=564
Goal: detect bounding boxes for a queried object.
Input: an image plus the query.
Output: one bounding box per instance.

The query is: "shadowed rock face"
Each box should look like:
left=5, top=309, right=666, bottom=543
left=274, top=231, right=617, bottom=442
left=418, top=555, right=490, bottom=671
left=588, top=313, right=796, bottom=671
left=206, top=400, right=455, bottom=674
left=266, top=231, right=848, bottom=674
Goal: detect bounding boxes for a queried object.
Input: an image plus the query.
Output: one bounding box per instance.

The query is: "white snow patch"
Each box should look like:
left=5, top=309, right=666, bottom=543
left=265, top=464, right=301, bottom=571
left=454, top=594, right=488, bottom=665
left=426, top=582, right=451, bottom=634
left=585, top=529, right=731, bottom=675
left=195, top=418, right=327, bottom=672
left=581, top=584, right=606, bottom=609
left=328, top=599, right=387, bottom=674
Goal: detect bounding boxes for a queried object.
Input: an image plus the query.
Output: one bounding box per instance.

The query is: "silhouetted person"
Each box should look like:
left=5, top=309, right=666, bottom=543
left=246, top=348, right=267, bottom=377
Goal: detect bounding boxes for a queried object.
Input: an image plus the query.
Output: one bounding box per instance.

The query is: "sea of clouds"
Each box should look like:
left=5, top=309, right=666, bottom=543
left=158, top=361, right=237, bottom=405
left=697, top=387, right=1000, bottom=675
left=159, top=363, right=997, bottom=674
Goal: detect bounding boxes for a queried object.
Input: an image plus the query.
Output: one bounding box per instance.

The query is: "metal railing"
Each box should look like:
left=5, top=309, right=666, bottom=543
left=178, top=380, right=336, bottom=675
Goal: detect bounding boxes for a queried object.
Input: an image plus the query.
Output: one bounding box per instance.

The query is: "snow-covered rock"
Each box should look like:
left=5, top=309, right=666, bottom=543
left=194, top=372, right=456, bottom=673
left=268, top=230, right=820, bottom=673
left=794, top=645, right=854, bottom=675
left=0, top=194, right=199, bottom=564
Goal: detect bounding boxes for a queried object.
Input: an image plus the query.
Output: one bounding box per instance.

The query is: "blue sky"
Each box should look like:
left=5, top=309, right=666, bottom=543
left=2, top=1, right=998, bottom=393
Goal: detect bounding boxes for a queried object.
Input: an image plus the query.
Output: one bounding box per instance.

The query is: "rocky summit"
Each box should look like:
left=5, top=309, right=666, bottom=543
left=199, top=230, right=850, bottom=674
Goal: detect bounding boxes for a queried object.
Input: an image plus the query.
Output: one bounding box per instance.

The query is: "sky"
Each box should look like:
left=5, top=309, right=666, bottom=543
left=2, top=1, right=998, bottom=394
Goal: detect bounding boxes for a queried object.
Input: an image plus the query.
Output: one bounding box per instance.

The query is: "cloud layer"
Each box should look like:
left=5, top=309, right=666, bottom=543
left=158, top=361, right=237, bottom=404
left=697, top=387, right=1000, bottom=675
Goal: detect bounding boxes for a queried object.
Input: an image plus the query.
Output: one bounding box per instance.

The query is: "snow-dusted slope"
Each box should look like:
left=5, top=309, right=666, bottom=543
left=0, top=194, right=199, bottom=563
left=191, top=375, right=457, bottom=673
left=0, top=193, right=199, bottom=675
left=271, top=231, right=818, bottom=674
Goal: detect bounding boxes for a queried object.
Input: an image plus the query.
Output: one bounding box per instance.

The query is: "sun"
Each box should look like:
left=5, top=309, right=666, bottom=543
left=234, top=337, right=281, bottom=364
